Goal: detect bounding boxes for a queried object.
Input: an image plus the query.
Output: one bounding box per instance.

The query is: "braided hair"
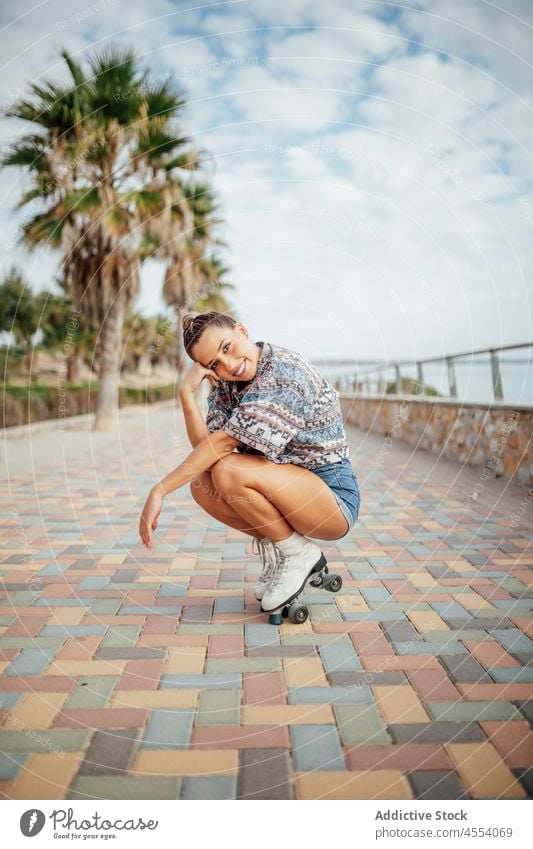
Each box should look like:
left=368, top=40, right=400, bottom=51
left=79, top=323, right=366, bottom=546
left=182, top=311, right=237, bottom=360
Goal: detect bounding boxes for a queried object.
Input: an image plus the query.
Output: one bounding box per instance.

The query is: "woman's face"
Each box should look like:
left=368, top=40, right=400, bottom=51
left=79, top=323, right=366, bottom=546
left=192, top=323, right=260, bottom=382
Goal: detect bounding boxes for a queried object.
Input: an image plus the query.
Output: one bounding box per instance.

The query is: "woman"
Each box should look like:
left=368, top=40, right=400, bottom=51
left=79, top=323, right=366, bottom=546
left=139, top=311, right=360, bottom=615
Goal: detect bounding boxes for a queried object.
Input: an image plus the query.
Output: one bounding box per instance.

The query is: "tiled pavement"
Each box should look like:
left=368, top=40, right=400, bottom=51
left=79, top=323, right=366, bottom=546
left=1, top=404, right=532, bottom=800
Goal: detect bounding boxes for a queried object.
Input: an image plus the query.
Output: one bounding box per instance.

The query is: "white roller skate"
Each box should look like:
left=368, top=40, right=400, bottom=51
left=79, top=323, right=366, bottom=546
left=261, top=533, right=342, bottom=625
left=251, top=537, right=278, bottom=601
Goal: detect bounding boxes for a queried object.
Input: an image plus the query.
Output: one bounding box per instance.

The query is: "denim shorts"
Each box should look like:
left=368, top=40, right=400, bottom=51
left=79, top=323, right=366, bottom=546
left=310, top=457, right=361, bottom=538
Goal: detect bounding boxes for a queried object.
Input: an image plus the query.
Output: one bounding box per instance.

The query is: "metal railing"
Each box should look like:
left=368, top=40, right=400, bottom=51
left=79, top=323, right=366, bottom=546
left=325, top=341, right=533, bottom=403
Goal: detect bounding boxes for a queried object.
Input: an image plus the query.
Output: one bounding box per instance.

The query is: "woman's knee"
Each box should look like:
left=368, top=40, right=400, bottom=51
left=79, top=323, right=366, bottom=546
left=210, top=455, right=243, bottom=492
left=189, top=472, right=216, bottom=504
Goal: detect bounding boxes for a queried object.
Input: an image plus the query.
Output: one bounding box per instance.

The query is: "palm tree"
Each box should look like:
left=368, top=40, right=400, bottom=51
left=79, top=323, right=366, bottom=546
left=0, top=266, right=40, bottom=369
left=2, top=48, right=199, bottom=429
left=36, top=277, right=96, bottom=383
left=158, top=181, right=225, bottom=377
left=121, top=311, right=154, bottom=373
left=194, top=254, right=235, bottom=313
left=148, top=314, right=177, bottom=368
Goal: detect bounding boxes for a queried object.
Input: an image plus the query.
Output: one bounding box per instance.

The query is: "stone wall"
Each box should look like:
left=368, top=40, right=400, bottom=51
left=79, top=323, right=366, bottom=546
left=339, top=393, right=533, bottom=487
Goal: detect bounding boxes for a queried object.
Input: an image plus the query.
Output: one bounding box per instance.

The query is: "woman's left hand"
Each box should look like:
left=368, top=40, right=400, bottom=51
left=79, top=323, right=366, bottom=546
left=139, top=487, right=163, bottom=550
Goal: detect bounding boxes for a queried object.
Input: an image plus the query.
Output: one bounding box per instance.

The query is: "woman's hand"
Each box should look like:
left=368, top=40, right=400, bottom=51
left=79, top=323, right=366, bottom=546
left=179, top=362, right=219, bottom=395
left=139, top=486, right=164, bottom=550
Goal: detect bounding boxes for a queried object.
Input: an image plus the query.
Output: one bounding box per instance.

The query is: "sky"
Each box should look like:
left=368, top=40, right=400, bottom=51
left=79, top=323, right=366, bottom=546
left=0, top=0, right=532, bottom=367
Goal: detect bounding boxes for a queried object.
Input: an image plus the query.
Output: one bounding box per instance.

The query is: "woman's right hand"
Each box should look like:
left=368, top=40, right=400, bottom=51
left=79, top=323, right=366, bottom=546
left=139, top=486, right=164, bottom=550
left=179, top=362, right=219, bottom=394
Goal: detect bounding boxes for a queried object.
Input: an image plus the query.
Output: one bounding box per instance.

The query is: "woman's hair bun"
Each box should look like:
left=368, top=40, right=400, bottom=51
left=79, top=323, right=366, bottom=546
left=182, top=311, right=238, bottom=359
left=182, top=313, right=199, bottom=332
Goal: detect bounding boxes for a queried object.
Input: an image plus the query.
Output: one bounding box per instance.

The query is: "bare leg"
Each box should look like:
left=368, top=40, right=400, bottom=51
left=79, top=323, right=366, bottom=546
left=190, top=471, right=264, bottom=539
left=210, top=454, right=349, bottom=542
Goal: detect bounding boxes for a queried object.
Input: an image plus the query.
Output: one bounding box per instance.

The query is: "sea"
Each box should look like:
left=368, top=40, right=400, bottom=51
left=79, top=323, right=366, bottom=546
left=314, top=356, right=533, bottom=407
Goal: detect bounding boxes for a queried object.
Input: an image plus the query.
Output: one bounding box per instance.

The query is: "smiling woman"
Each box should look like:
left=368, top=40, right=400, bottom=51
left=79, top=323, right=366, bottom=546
left=182, top=312, right=260, bottom=380
left=139, top=310, right=361, bottom=622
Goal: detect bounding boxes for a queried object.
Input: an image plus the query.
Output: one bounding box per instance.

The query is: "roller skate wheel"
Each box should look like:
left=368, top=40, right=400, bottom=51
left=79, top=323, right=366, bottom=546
left=281, top=606, right=289, bottom=618
left=323, top=574, right=342, bottom=592
left=288, top=604, right=309, bottom=624
left=310, top=575, right=323, bottom=587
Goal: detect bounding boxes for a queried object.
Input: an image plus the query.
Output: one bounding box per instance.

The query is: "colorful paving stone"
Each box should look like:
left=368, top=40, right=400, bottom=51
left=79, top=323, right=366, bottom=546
left=1, top=405, right=533, bottom=799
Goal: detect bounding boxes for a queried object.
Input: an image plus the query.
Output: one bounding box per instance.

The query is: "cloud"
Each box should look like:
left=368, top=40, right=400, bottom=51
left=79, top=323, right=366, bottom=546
left=397, top=0, right=533, bottom=94
left=199, top=9, right=261, bottom=57
left=0, top=0, right=531, bottom=369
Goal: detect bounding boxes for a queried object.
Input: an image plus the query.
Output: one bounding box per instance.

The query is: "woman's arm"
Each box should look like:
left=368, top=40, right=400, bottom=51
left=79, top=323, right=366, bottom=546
left=156, top=427, right=238, bottom=496
left=179, top=362, right=220, bottom=448
left=139, top=428, right=239, bottom=549
left=179, top=388, right=209, bottom=447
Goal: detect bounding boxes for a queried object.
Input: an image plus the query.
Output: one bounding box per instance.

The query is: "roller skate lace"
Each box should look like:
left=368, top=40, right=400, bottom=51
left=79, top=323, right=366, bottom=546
left=268, top=547, right=290, bottom=591
left=251, top=537, right=278, bottom=584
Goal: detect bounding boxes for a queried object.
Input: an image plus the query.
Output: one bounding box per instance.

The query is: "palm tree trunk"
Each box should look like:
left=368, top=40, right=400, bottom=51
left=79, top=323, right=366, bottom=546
left=66, top=351, right=81, bottom=384
left=24, top=342, right=34, bottom=373
left=94, top=298, right=124, bottom=431
left=175, top=305, right=187, bottom=397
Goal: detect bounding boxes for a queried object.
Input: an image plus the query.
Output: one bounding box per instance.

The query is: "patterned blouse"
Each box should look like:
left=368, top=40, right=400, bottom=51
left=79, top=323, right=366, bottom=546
left=205, top=341, right=349, bottom=469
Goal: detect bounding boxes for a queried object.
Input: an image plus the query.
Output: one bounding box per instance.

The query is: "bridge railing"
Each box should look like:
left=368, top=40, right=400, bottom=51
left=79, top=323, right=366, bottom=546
left=324, top=341, right=533, bottom=404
